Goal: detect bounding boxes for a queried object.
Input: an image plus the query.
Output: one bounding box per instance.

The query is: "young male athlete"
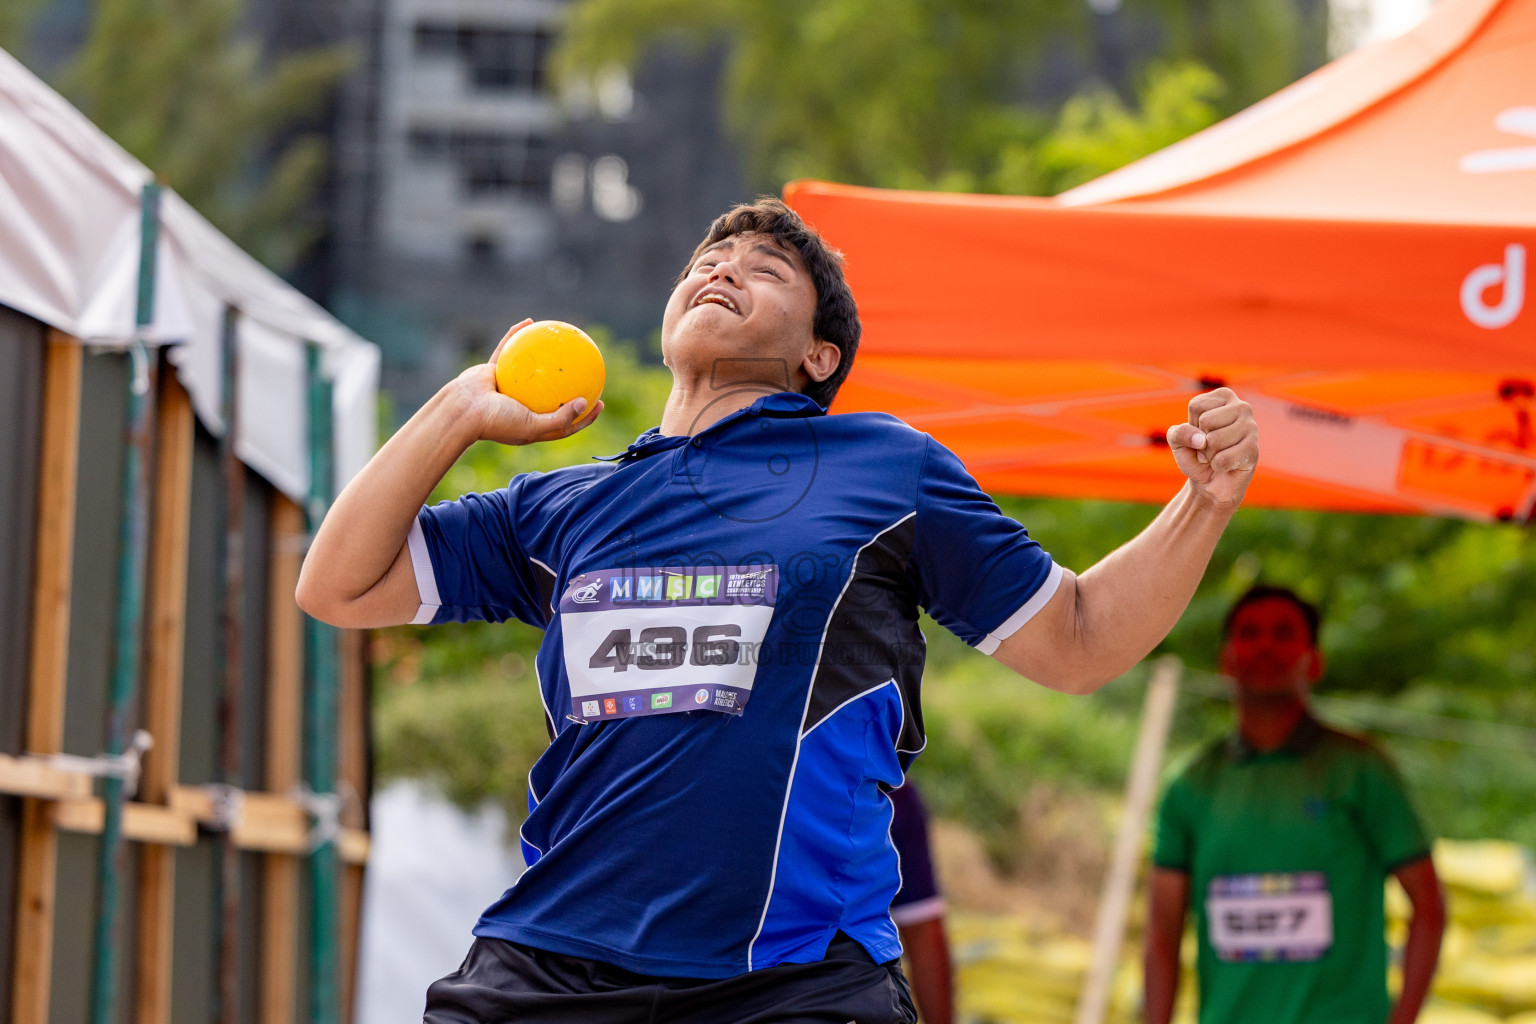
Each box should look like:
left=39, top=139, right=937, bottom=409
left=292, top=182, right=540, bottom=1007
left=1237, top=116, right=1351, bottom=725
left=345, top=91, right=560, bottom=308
left=298, top=197, right=1259, bottom=1023
left=1143, top=586, right=1445, bottom=1024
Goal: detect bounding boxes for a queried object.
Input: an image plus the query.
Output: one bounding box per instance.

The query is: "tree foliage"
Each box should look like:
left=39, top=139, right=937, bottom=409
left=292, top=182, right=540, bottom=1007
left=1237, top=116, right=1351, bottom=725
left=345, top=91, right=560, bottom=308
left=1128, top=0, right=1326, bottom=109
left=52, top=0, right=352, bottom=270
left=1030, top=60, right=1223, bottom=192
left=0, top=0, right=46, bottom=53
left=555, top=0, right=1318, bottom=193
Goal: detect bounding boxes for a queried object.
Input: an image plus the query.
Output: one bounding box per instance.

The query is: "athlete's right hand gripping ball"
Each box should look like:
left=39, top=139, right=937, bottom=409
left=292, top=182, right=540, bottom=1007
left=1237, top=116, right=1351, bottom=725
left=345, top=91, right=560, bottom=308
left=1166, top=387, right=1259, bottom=511
left=495, top=320, right=606, bottom=415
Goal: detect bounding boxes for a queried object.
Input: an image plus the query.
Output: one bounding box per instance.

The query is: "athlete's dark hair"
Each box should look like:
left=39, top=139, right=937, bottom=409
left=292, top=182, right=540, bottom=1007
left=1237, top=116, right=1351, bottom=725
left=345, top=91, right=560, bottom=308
left=680, top=197, right=860, bottom=409
left=1222, top=585, right=1322, bottom=646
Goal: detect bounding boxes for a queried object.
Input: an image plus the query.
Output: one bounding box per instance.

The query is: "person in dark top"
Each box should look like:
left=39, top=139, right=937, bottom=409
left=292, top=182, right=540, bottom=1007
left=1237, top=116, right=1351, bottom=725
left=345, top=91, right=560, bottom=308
left=889, top=781, right=953, bottom=1024
left=1144, top=586, right=1445, bottom=1024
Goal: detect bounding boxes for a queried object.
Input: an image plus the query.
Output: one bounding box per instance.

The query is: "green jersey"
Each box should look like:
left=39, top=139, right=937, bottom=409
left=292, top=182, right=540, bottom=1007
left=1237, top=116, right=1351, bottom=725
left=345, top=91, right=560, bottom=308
left=1153, top=715, right=1430, bottom=1024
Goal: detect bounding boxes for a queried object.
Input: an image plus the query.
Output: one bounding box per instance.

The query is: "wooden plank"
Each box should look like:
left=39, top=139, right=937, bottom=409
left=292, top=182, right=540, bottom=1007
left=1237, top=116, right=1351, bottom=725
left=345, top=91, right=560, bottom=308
left=171, top=785, right=303, bottom=826
left=334, top=623, right=371, bottom=1021
left=126, top=803, right=195, bottom=846
left=266, top=496, right=305, bottom=793
left=335, top=627, right=369, bottom=1018
left=11, top=802, right=59, bottom=1024
left=0, top=754, right=94, bottom=800
left=263, top=495, right=306, bottom=1024
left=54, top=799, right=197, bottom=846
left=1074, top=657, right=1182, bottom=1024
left=261, top=857, right=299, bottom=1024
left=171, top=785, right=306, bottom=854
left=12, top=331, right=82, bottom=1024
left=137, top=369, right=196, bottom=1024
left=136, top=845, right=175, bottom=1024
left=140, top=372, right=194, bottom=804
left=337, top=628, right=368, bottom=829
left=234, top=803, right=308, bottom=855
left=337, top=830, right=371, bottom=866
left=168, top=785, right=372, bottom=860
left=24, top=331, right=80, bottom=758
left=339, top=862, right=365, bottom=1024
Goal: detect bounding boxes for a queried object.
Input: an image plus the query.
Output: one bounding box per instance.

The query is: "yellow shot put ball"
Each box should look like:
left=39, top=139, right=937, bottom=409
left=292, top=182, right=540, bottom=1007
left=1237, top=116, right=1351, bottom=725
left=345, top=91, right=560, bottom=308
left=494, top=320, right=605, bottom=415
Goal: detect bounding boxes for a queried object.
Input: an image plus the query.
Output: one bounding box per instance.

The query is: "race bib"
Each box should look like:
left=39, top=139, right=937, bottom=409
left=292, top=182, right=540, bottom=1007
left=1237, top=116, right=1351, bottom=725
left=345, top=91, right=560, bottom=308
left=1206, top=872, right=1333, bottom=962
left=560, top=565, right=777, bottom=722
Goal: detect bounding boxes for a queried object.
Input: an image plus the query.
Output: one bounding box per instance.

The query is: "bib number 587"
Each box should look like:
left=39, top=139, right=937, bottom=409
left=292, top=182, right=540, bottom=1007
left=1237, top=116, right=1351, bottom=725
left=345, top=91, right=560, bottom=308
left=1223, top=907, right=1310, bottom=935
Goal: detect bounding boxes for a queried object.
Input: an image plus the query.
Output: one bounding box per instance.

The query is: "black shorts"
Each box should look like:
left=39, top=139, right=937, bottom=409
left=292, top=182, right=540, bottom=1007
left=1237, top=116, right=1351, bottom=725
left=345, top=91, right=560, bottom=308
left=423, top=931, right=918, bottom=1024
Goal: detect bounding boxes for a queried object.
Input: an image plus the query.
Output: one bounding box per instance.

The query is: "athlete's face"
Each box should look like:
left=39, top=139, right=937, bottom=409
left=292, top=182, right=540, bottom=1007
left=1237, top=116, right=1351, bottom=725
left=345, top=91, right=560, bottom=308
left=661, top=233, right=838, bottom=392
left=1219, top=598, right=1324, bottom=698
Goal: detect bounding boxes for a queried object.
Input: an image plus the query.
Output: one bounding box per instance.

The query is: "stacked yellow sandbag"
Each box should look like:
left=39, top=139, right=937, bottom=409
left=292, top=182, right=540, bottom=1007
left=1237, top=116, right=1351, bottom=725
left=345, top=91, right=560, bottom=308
left=947, top=912, right=1194, bottom=1024
left=1386, top=840, right=1536, bottom=1022
left=945, top=839, right=1533, bottom=1024
left=1436, top=841, right=1530, bottom=897
left=948, top=913, right=1088, bottom=1024
left=1416, top=1003, right=1506, bottom=1024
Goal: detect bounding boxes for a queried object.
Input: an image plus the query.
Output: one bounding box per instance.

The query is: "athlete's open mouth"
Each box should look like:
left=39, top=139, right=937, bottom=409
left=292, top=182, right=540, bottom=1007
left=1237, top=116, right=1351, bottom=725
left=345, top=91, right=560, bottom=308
left=693, top=290, right=742, bottom=315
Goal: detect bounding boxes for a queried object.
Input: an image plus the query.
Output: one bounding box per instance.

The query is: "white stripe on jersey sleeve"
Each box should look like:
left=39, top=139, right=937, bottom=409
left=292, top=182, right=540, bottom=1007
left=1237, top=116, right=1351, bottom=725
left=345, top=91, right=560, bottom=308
left=976, top=560, right=1063, bottom=655
left=406, top=518, right=441, bottom=625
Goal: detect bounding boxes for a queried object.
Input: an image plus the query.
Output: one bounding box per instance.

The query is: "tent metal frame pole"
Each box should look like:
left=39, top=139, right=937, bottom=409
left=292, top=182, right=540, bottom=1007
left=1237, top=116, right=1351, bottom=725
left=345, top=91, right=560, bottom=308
left=304, top=343, right=339, bottom=1024
left=89, top=179, right=162, bottom=1024
left=214, top=305, right=246, bottom=1024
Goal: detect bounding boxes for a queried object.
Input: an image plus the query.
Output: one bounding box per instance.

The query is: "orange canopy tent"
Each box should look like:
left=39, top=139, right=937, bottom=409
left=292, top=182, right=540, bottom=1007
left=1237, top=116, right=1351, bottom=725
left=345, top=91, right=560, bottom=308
left=785, top=0, right=1536, bottom=521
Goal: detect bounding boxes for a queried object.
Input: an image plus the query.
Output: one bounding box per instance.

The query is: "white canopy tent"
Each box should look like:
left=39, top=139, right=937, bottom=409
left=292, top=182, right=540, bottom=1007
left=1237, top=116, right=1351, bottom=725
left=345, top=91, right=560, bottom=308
left=0, top=46, right=378, bottom=499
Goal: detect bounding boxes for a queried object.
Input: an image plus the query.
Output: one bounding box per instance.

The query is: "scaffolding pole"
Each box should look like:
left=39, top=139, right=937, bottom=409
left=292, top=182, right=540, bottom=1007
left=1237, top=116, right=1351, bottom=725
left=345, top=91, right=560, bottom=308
left=213, top=305, right=245, bottom=1024
left=89, top=179, right=162, bottom=1024
left=1074, top=656, right=1182, bottom=1024
left=304, top=343, right=340, bottom=1024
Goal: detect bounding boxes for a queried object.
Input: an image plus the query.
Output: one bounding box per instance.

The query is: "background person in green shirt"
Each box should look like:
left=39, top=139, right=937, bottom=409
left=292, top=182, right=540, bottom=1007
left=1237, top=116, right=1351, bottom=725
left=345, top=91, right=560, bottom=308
left=1143, top=586, right=1446, bottom=1024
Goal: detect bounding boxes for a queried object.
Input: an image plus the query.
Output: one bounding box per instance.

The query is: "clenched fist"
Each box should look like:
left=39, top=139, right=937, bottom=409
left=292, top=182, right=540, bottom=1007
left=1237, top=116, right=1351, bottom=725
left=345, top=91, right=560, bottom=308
left=1167, top=387, right=1259, bottom=513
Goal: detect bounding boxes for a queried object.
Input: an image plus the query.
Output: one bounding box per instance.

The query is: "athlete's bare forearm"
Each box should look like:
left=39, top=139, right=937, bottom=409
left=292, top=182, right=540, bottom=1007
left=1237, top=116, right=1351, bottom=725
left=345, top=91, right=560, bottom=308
left=995, top=388, right=1255, bottom=693
left=1143, top=868, right=1189, bottom=1024
left=896, top=917, right=954, bottom=1024
left=1389, top=857, right=1445, bottom=1024
left=995, top=482, right=1231, bottom=692
left=1075, top=481, right=1230, bottom=679
left=296, top=382, right=485, bottom=628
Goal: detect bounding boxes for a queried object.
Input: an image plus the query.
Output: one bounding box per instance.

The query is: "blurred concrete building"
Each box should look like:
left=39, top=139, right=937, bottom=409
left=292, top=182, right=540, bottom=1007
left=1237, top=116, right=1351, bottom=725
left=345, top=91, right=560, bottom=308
left=320, top=0, right=747, bottom=414
left=24, top=0, right=746, bottom=413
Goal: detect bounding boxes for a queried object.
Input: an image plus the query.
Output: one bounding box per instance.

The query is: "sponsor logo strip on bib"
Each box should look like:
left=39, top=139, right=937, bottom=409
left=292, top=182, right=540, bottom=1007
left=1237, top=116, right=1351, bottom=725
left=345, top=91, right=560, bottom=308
left=1206, top=872, right=1333, bottom=962
left=561, top=565, right=777, bottom=721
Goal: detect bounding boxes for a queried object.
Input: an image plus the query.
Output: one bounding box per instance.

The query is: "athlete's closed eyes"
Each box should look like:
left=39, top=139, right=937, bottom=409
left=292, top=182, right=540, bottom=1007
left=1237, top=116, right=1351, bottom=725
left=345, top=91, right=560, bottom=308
left=692, top=259, right=783, bottom=280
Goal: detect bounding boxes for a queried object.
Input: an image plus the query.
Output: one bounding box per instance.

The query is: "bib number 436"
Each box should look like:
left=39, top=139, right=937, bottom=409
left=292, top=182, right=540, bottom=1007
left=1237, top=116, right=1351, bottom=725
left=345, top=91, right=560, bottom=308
left=588, top=625, right=745, bottom=671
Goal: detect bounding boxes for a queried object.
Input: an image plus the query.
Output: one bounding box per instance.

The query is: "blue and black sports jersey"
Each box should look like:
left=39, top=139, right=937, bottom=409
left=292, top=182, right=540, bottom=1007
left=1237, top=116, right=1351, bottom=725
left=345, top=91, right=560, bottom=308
left=408, top=392, right=1059, bottom=978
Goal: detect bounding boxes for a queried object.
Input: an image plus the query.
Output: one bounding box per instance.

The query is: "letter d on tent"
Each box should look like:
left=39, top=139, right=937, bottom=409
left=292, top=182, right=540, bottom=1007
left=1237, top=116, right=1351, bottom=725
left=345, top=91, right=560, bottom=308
left=1460, top=243, right=1526, bottom=329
